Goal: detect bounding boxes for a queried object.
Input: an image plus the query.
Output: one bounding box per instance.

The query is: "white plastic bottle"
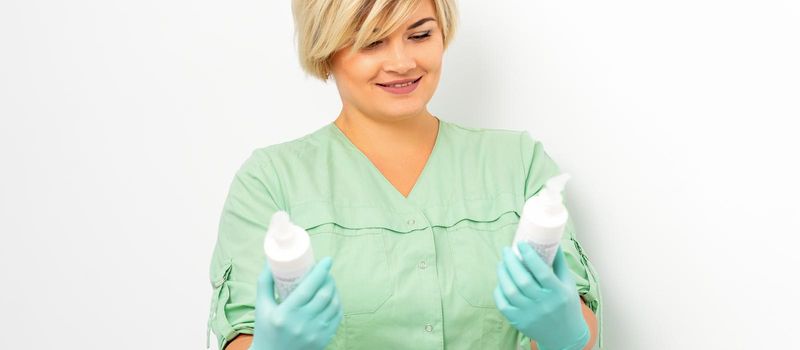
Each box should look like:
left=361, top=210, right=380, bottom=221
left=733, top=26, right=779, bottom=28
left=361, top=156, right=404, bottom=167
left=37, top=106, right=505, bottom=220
left=263, top=210, right=315, bottom=303
left=512, top=173, right=571, bottom=266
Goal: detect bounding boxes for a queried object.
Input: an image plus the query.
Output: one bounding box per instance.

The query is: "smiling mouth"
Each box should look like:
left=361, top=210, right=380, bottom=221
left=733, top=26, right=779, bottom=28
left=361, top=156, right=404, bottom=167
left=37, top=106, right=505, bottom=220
left=376, top=76, right=422, bottom=87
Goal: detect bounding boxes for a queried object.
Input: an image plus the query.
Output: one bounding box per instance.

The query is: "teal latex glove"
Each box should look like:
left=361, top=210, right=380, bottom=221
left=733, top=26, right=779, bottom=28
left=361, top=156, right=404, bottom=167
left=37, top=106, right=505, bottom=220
left=494, top=242, right=590, bottom=350
left=249, top=257, right=343, bottom=350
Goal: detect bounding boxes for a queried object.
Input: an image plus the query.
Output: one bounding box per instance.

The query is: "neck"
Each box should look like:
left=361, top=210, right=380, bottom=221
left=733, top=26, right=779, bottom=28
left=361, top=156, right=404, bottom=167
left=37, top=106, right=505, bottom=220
left=333, top=108, right=439, bottom=156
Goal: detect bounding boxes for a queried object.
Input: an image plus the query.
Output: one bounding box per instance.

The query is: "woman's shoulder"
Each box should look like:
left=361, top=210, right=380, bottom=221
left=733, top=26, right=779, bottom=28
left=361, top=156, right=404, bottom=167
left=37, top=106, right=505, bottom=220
left=247, top=123, right=334, bottom=163
left=442, top=119, right=535, bottom=154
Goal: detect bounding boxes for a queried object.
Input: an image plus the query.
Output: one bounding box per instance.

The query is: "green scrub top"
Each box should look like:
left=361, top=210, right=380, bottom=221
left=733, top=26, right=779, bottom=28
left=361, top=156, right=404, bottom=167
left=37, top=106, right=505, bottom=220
left=207, top=117, right=603, bottom=350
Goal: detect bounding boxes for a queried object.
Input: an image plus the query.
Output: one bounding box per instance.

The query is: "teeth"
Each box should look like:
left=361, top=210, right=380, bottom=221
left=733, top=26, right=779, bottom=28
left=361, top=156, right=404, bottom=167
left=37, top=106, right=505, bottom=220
left=384, top=79, right=416, bottom=88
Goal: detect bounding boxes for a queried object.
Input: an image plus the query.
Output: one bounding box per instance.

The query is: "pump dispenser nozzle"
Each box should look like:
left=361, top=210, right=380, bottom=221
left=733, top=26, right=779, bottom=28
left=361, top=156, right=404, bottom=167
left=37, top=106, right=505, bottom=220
left=269, top=211, right=293, bottom=245
left=542, top=173, right=571, bottom=215
left=543, top=173, right=570, bottom=201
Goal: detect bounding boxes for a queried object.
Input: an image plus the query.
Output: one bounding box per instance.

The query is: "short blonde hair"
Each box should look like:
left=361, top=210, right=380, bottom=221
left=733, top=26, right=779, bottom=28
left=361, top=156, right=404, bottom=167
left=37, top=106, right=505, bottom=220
left=291, top=0, right=458, bottom=82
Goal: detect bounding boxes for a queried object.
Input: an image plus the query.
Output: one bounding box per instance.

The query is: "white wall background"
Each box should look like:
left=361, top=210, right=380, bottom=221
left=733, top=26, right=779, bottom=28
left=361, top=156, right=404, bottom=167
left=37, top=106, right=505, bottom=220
left=1, top=0, right=798, bottom=349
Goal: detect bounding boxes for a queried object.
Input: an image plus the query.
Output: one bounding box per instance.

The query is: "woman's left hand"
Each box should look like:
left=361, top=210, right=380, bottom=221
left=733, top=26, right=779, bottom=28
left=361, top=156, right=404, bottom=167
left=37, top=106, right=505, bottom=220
left=493, top=242, right=590, bottom=350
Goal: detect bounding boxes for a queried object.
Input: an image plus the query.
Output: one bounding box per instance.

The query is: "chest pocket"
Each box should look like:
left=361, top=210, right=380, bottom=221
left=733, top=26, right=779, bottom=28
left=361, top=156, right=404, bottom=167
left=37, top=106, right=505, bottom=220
left=289, top=202, right=395, bottom=316
left=440, top=194, right=523, bottom=309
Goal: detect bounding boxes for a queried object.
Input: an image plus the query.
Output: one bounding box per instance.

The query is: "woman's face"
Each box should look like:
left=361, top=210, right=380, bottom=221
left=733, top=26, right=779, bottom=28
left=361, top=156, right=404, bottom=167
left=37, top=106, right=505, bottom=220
left=330, top=0, right=444, bottom=123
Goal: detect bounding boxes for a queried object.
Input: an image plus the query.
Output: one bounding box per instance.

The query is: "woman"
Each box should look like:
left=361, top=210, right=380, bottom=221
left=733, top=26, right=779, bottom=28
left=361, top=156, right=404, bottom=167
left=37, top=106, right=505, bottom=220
left=207, top=0, right=603, bottom=349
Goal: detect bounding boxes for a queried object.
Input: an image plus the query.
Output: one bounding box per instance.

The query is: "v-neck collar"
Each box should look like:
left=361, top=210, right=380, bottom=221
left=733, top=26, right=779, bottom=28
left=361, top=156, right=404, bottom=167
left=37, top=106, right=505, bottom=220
left=328, top=116, right=444, bottom=204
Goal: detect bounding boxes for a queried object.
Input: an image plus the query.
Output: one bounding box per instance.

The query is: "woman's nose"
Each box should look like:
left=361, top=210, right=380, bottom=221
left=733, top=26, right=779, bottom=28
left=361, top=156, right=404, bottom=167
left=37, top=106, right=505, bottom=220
left=382, top=43, right=416, bottom=74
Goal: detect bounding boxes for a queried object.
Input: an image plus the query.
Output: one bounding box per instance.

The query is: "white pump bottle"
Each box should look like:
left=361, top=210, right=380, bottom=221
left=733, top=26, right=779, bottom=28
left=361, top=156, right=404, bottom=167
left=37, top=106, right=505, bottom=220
left=263, top=211, right=315, bottom=303
left=512, top=173, right=571, bottom=266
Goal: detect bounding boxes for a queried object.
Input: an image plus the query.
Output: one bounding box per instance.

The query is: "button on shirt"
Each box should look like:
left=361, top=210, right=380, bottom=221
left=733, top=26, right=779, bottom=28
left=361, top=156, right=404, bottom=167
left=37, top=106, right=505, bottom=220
left=207, top=117, right=603, bottom=350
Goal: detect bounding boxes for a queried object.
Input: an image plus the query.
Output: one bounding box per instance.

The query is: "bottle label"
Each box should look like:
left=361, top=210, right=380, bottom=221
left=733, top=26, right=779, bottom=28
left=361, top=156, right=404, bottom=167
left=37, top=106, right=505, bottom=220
left=529, top=240, right=560, bottom=267
left=274, top=274, right=303, bottom=303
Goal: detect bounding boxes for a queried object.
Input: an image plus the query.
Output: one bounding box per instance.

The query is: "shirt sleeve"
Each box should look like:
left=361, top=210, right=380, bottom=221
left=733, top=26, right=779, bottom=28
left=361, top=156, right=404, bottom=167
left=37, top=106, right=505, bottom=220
left=207, top=148, right=284, bottom=350
left=516, top=131, right=604, bottom=349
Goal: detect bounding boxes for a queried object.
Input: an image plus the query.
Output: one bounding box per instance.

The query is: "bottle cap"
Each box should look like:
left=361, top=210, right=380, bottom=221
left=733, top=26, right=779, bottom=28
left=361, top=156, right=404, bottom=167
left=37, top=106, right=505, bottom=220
left=542, top=173, right=570, bottom=215
left=522, top=173, right=571, bottom=225
left=268, top=211, right=295, bottom=246
left=263, top=210, right=315, bottom=272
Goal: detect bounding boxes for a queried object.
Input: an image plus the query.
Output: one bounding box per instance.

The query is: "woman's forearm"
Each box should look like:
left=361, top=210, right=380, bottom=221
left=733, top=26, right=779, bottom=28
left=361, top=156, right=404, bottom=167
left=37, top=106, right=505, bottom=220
left=224, top=334, right=253, bottom=350
left=531, top=298, right=598, bottom=350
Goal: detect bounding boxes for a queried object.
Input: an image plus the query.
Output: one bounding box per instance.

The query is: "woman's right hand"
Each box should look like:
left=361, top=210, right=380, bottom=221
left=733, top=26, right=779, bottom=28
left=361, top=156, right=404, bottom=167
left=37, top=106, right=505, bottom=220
left=249, top=257, right=343, bottom=350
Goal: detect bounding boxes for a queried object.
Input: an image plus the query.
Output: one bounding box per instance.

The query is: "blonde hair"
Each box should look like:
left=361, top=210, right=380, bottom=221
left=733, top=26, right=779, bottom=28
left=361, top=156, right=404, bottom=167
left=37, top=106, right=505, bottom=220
left=291, top=0, right=458, bottom=82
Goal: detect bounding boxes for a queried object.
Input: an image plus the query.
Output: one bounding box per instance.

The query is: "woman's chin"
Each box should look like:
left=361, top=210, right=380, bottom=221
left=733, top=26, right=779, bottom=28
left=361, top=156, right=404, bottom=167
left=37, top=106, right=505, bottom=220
left=377, top=107, right=426, bottom=121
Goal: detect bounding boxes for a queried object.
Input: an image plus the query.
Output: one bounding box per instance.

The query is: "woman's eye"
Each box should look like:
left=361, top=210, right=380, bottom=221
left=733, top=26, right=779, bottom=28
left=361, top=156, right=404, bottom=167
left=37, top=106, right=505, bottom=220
left=365, top=40, right=382, bottom=49
left=364, top=31, right=431, bottom=50
left=411, top=31, right=432, bottom=40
